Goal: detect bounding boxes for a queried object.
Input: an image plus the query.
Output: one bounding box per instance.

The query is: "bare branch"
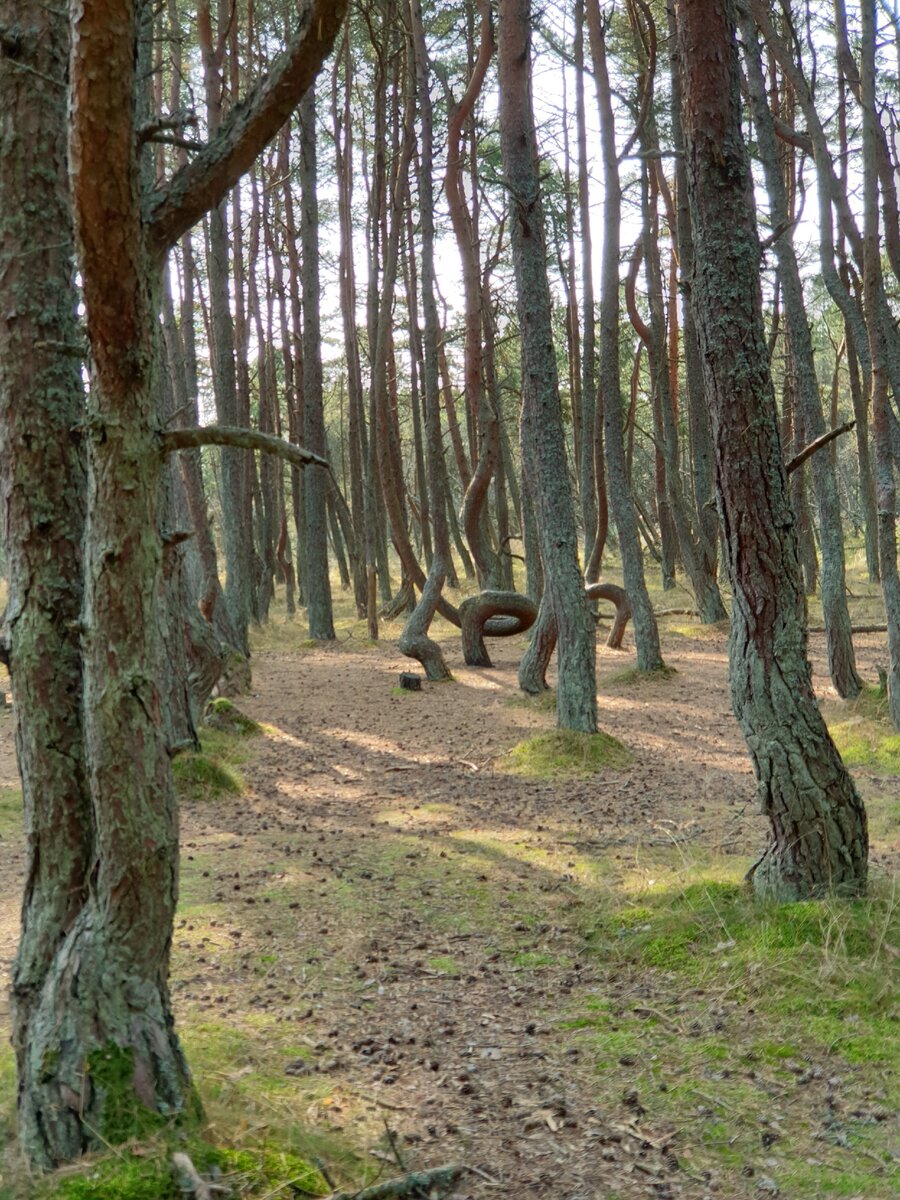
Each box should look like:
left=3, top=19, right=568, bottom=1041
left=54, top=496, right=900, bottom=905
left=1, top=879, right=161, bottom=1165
left=786, top=421, right=856, bottom=474
left=137, top=112, right=198, bottom=145
left=162, top=426, right=329, bottom=470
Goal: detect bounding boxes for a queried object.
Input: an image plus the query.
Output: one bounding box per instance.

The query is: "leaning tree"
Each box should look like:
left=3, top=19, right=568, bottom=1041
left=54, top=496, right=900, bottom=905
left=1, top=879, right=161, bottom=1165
left=674, top=0, right=868, bottom=900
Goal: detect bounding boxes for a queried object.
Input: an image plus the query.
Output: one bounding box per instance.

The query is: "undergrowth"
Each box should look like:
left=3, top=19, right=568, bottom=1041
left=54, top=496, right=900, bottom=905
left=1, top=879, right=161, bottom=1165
left=825, top=684, right=900, bottom=773
left=18, top=1135, right=330, bottom=1200
left=573, top=875, right=900, bottom=1196
left=173, top=713, right=258, bottom=802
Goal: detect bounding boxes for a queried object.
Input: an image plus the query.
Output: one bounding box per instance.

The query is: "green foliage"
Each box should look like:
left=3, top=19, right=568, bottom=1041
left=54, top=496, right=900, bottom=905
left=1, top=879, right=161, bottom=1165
left=574, top=878, right=899, bottom=1193
left=502, top=729, right=632, bottom=778
left=506, top=688, right=557, bottom=712
left=173, top=720, right=254, bottom=802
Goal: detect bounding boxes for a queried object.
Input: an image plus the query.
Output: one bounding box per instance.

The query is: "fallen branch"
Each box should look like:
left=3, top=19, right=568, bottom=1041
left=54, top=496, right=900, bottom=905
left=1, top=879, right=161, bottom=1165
left=329, top=1164, right=465, bottom=1200
left=162, top=425, right=328, bottom=470
left=808, top=624, right=888, bottom=635
left=786, top=420, right=855, bottom=475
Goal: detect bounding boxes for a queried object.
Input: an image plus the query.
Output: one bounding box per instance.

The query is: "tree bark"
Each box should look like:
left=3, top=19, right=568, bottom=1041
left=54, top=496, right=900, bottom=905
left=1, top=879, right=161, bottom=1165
left=400, top=0, right=453, bottom=682
left=860, top=0, right=900, bottom=727
left=300, top=84, right=335, bottom=639
left=0, top=1, right=93, bottom=1165
left=9, top=0, right=348, bottom=1163
left=740, top=14, right=860, bottom=698
left=676, top=0, right=868, bottom=899
left=587, top=0, right=663, bottom=672
left=499, top=0, right=598, bottom=733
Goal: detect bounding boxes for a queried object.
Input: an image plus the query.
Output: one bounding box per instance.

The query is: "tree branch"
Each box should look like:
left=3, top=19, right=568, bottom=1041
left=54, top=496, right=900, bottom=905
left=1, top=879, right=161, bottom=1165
left=137, top=112, right=198, bottom=145
left=162, top=426, right=329, bottom=470
left=145, top=0, right=349, bottom=253
left=786, top=420, right=856, bottom=474
left=329, top=1165, right=465, bottom=1200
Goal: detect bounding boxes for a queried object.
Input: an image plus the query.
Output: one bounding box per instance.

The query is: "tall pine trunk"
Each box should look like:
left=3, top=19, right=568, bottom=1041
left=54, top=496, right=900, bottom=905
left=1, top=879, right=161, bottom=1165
left=0, top=1, right=93, bottom=1163
left=499, top=0, right=598, bottom=733
left=676, top=0, right=867, bottom=900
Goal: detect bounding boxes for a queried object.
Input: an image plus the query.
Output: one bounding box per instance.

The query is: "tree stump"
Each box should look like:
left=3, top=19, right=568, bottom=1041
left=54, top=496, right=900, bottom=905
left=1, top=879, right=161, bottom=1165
left=399, top=672, right=422, bottom=691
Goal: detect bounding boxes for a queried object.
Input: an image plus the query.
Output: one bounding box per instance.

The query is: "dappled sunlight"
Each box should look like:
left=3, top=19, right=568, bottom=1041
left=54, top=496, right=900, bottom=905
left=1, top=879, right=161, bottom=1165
left=320, top=727, right=429, bottom=763
left=452, top=668, right=512, bottom=691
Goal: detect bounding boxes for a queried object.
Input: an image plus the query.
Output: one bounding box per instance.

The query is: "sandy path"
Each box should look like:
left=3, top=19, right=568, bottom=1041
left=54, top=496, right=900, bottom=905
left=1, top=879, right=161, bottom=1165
left=0, top=625, right=892, bottom=1198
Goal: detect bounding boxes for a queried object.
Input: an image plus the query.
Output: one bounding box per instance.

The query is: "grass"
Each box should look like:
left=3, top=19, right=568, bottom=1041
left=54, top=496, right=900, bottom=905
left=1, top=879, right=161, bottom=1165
left=505, top=688, right=557, bottom=712
left=1, top=566, right=897, bottom=1199
left=501, top=728, right=633, bottom=778
left=172, top=720, right=256, bottom=802
left=0, top=787, right=22, bottom=838
left=825, top=684, right=900, bottom=773
left=20, top=1136, right=331, bottom=1200
left=204, top=698, right=262, bottom=737
left=572, top=874, right=900, bottom=1195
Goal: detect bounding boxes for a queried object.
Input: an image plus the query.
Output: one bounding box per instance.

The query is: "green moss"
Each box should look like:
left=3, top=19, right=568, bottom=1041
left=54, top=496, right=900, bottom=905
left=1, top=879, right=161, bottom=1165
left=602, top=664, right=678, bottom=686
left=0, top=1045, right=15, bottom=1146
left=85, top=1045, right=169, bottom=1145
left=510, top=950, right=561, bottom=969
left=38, top=1138, right=328, bottom=1200
left=427, top=955, right=461, bottom=976
left=173, top=752, right=243, bottom=801
left=204, top=698, right=262, bottom=737
left=215, top=1146, right=327, bottom=1196
left=501, top=729, right=632, bottom=778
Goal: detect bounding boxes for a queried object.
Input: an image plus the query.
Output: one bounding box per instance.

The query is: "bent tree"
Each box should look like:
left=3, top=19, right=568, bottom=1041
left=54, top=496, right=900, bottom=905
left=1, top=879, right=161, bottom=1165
left=675, top=0, right=867, bottom=899
left=4, top=0, right=347, bottom=1166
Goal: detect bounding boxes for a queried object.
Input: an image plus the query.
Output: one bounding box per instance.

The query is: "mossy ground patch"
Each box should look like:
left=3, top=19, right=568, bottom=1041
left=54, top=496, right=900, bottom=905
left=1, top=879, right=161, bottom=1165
left=501, top=728, right=632, bottom=777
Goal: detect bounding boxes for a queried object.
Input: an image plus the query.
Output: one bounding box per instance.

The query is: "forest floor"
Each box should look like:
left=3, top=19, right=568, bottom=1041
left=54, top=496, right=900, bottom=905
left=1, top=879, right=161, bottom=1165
left=0, top=576, right=897, bottom=1200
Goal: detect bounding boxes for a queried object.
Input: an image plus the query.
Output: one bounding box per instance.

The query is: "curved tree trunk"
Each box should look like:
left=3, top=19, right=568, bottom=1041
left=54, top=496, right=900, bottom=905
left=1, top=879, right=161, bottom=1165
left=518, top=598, right=557, bottom=694
left=460, top=592, right=538, bottom=667
left=585, top=583, right=632, bottom=650
left=676, top=0, right=868, bottom=899
left=400, top=0, right=453, bottom=682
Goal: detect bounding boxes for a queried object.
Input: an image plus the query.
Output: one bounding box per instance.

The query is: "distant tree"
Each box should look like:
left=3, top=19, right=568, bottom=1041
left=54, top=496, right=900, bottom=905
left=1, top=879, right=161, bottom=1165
left=498, top=0, right=598, bottom=733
